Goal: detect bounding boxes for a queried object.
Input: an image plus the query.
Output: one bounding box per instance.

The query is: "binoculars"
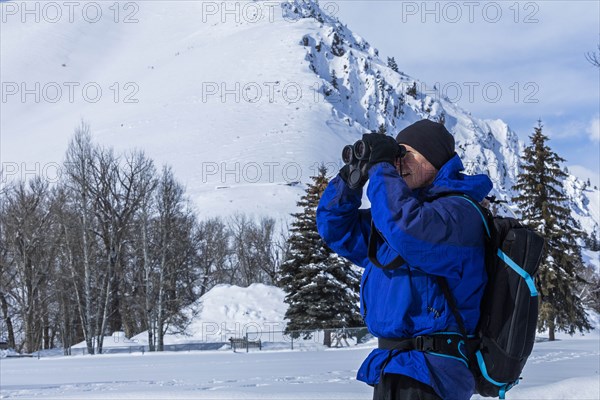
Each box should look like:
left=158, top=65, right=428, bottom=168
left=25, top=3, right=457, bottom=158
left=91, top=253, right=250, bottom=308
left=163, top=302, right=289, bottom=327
left=342, top=139, right=406, bottom=189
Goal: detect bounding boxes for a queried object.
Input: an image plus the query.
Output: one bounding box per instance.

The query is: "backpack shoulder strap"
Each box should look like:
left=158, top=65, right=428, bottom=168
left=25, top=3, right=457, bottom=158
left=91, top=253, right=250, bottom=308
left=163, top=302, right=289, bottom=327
left=437, top=276, right=468, bottom=338
left=442, top=193, right=492, bottom=239
left=435, top=193, right=492, bottom=339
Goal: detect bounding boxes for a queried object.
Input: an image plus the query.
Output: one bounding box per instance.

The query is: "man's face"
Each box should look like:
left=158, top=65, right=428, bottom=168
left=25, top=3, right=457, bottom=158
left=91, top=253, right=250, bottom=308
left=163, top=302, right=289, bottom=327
left=394, top=145, right=438, bottom=190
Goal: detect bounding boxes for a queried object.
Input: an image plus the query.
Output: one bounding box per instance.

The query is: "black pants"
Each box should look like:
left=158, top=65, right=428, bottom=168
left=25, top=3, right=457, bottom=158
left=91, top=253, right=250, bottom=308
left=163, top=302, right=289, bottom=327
left=373, top=373, right=442, bottom=400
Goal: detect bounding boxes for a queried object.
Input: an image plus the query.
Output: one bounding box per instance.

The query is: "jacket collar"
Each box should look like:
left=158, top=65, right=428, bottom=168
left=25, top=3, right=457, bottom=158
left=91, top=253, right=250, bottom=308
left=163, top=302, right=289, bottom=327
left=416, top=154, right=493, bottom=202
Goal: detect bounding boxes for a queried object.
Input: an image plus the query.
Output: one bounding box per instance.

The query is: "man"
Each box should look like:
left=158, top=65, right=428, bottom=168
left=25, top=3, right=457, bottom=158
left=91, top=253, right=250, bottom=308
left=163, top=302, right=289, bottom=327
left=316, top=119, right=493, bottom=400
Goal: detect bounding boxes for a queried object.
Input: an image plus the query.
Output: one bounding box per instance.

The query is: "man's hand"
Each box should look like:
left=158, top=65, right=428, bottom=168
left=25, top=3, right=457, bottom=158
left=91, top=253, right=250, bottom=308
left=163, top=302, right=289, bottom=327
left=339, top=133, right=402, bottom=189
left=339, top=164, right=367, bottom=189
left=361, top=133, right=401, bottom=169
left=339, top=164, right=351, bottom=184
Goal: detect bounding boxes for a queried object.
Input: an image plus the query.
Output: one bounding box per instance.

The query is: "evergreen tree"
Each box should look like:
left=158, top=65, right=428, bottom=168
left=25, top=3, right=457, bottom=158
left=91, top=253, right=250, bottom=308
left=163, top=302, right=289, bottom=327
left=512, top=120, right=592, bottom=340
left=387, top=56, right=399, bottom=73
left=586, top=228, right=600, bottom=251
left=331, top=32, right=345, bottom=57
left=437, top=112, right=446, bottom=126
left=407, top=82, right=417, bottom=99
left=279, top=165, right=362, bottom=346
left=331, top=69, right=339, bottom=90
left=579, top=263, right=600, bottom=314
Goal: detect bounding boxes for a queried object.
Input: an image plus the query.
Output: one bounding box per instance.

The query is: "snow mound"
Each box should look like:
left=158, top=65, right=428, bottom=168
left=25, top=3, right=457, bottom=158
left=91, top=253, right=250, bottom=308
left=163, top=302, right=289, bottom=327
left=72, top=331, right=144, bottom=349
left=133, top=283, right=289, bottom=345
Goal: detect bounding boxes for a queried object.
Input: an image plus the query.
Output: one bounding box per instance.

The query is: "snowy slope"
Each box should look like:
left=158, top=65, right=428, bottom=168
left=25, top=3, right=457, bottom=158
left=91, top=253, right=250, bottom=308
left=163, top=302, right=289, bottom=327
left=1, top=1, right=358, bottom=222
left=1, top=0, right=598, bottom=234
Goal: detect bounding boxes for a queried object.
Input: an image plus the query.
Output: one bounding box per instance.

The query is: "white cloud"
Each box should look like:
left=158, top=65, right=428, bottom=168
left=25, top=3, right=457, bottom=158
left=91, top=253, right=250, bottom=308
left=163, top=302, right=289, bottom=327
left=586, top=116, right=600, bottom=143
left=539, top=116, right=600, bottom=143
left=544, top=120, right=587, bottom=141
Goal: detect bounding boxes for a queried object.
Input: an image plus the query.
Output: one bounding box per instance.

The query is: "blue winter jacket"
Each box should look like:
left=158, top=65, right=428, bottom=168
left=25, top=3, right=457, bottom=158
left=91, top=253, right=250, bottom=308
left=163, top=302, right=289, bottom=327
left=316, top=154, right=493, bottom=400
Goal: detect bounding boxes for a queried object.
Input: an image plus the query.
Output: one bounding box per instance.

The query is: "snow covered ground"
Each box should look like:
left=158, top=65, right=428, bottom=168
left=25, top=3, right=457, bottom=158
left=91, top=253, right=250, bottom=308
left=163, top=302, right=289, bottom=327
left=1, top=332, right=599, bottom=399
left=3, top=277, right=598, bottom=399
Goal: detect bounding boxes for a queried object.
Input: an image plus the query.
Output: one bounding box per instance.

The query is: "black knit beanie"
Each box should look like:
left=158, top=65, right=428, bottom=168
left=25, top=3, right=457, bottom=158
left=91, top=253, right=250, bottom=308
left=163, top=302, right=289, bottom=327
left=395, top=119, right=455, bottom=170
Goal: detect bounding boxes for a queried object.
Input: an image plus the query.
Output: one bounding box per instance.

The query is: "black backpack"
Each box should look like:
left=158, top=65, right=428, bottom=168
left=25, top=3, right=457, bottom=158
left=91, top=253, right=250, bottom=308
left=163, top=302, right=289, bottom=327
left=367, top=194, right=546, bottom=399
left=439, top=195, right=545, bottom=399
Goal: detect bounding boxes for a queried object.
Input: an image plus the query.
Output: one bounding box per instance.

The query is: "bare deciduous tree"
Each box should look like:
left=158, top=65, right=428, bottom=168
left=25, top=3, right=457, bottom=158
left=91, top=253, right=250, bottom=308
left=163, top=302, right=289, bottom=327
left=151, top=166, right=197, bottom=350
left=196, top=217, right=230, bottom=297
left=0, top=180, right=17, bottom=350
left=2, top=178, right=56, bottom=353
left=62, top=123, right=98, bottom=354
left=88, top=147, right=155, bottom=352
left=0, top=123, right=295, bottom=353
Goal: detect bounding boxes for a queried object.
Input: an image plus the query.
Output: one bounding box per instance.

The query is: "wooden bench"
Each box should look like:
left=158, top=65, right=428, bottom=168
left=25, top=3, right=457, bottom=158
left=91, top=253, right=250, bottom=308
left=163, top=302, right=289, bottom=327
left=228, top=337, right=261, bottom=352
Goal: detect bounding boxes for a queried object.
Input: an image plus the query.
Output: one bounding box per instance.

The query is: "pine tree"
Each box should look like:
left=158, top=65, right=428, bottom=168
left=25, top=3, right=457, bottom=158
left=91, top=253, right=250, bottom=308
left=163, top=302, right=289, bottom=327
left=407, top=82, right=417, bottom=99
left=590, top=229, right=600, bottom=251
left=331, top=69, right=339, bottom=90
left=579, top=263, right=600, bottom=314
left=331, top=32, right=345, bottom=57
left=279, top=165, right=362, bottom=346
left=512, top=120, right=592, bottom=340
left=437, top=112, right=446, bottom=126
left=387, top=56, right=399, bottom=73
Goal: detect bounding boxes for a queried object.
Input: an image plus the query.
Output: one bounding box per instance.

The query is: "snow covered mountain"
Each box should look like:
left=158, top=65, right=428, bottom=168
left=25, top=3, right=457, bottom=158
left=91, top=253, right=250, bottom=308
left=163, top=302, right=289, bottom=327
left=1, top=0, right=598, bottom=237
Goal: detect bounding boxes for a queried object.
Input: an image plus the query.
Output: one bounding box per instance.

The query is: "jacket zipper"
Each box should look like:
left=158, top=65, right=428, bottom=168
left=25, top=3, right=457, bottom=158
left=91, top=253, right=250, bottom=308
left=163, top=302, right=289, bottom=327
left=361, top=268, right=370, bottom=319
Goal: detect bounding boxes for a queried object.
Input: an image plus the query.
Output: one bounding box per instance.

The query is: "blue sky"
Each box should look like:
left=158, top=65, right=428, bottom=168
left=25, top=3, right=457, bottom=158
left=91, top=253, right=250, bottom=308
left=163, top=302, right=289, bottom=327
left=333, top=1, right=600, bottom=186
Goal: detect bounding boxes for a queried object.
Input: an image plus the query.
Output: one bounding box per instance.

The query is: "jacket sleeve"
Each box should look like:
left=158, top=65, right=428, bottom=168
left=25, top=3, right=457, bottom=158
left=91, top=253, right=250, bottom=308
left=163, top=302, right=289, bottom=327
left=316, top=174, right=372, bottom=268
left=366, top=163, right=485, bottom=279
